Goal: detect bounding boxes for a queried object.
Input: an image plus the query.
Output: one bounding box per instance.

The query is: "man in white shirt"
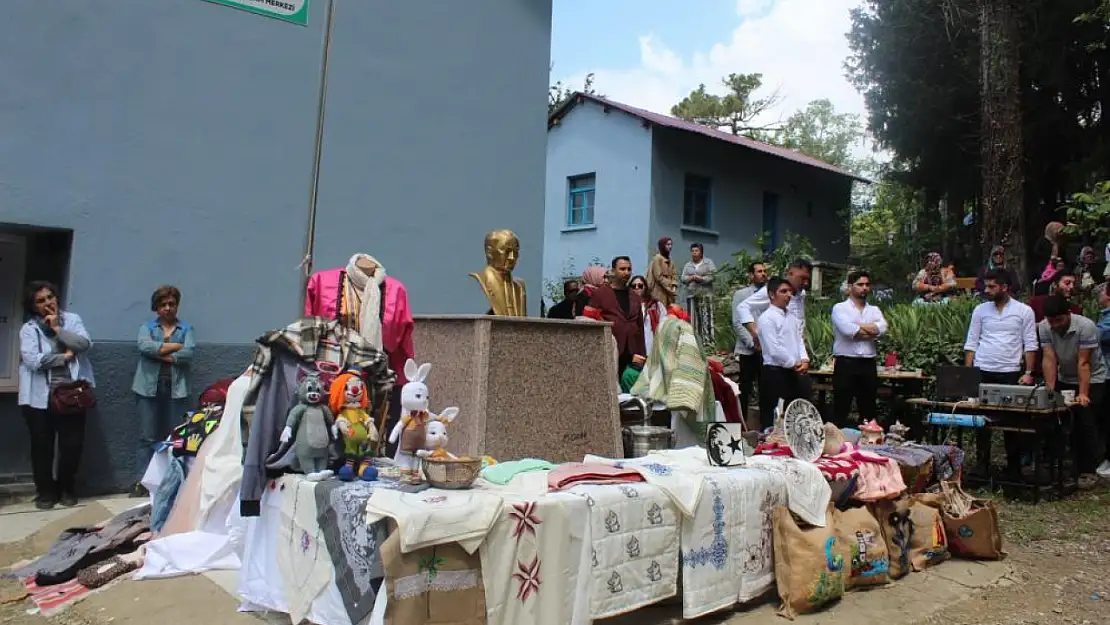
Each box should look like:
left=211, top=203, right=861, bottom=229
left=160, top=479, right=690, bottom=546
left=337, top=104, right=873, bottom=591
left=738, top=259, right=812, bottom=425
left=756, top=277, right=809, bottom=427
left=830, top=271, right=888, bottom=426
left=732, top=261, right=767, bottom=418
left=963, top=269, right=1038, bottom=475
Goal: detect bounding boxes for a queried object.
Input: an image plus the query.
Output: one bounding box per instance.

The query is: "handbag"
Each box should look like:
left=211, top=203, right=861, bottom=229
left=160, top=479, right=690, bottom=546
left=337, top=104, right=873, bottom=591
left=50, top=380, right=96, bottom=415
left=36, top=324, right=96, bottom=415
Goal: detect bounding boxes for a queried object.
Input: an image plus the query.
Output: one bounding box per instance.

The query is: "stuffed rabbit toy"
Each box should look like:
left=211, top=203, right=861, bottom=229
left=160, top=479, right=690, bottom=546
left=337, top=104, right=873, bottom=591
left=388, top=359, right=459, bottom=478
left=416, top=410, right=459, bottom=460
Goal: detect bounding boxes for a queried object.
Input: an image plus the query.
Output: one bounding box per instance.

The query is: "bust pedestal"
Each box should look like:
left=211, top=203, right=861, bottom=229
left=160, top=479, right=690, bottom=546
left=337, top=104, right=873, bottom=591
left=412, top=316, right=622, bottom=462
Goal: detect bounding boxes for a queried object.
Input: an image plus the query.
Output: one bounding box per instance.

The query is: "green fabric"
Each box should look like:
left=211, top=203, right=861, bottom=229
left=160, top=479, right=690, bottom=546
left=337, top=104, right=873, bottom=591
left=480, top=458, right=555, bottom=485
left=620, top=366, right=641, bottom=393
left=631, top=316, right=715, bottom=427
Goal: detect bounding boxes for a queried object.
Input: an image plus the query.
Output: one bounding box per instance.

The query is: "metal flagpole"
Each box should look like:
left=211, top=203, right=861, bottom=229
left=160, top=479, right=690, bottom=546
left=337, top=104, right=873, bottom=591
left=299, top=0, right=337, bottom=311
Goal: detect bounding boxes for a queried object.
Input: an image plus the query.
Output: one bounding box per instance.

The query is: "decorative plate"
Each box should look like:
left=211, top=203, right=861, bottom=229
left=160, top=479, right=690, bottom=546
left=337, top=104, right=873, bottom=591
left=783, top=399, right=826, bottom=463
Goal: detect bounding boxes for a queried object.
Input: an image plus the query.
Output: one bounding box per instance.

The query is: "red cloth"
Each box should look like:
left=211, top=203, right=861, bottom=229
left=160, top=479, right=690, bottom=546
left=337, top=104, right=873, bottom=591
left=710, top=371, right=741, bottom=423
left=198, top=378, right=235, bottom=408
left=546, top=462, right=646, bottom=490
left=754, top=442, right=794, bottom=457
left=647, top=304, right=661, bottom=333
left=813, top=456, right=861, bottom=482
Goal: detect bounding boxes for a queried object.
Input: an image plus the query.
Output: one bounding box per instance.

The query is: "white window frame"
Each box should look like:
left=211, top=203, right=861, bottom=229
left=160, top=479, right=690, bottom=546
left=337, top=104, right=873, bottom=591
left=0, top=233, right=27, bottom=393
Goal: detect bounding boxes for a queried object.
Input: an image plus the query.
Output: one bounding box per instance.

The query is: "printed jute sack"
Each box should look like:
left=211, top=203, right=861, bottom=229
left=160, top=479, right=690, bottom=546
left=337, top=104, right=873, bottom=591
left=907, top=498, right=950, bottom=571
left=835, top=505, right=890, bottom=589
left=939, top=481, right=1005, bottom=560
left=381, top=530, right=486, bottom=625
left=772, top=504, right=845, bottom=620
left=868, top=496, right=912, bottom=580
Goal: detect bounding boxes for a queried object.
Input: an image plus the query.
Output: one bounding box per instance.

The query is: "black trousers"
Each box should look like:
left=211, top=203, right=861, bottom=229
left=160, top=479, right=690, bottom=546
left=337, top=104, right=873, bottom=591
left=760, top=366, right=808, bottom=429
left=975, top=371, right=1022, bottom=472
left=1056, top=381, right=1106, bottom=474
left=22, top=405, right=86, bottom=500
left=737, top=352, right=761, bottom=425
left=832, top=356, right=878, bottom=426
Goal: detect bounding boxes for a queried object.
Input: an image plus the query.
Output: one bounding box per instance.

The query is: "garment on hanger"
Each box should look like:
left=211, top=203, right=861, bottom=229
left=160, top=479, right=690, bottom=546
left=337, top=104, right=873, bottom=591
left=305, top=267, right=415, bottom=383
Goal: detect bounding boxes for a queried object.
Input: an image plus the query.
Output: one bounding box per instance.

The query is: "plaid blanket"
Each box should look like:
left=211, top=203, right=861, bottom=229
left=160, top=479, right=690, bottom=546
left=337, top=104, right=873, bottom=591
left=631, top=316, right=715, bottom=423
left=247, top=317, right=395, bottom=396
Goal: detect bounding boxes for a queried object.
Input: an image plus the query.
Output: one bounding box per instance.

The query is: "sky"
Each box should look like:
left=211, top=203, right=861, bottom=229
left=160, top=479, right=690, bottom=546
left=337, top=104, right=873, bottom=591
left=550, top=0, right=870, bottom=147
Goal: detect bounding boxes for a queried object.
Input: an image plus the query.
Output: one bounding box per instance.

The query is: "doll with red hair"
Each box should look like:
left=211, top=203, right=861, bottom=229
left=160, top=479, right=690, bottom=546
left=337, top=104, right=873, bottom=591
left=330, top=372, right=377, bottom=476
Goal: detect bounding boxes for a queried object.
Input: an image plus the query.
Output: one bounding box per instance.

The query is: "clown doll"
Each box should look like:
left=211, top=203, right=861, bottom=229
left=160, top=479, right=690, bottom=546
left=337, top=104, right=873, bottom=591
left=329, top=371, right=377, bottom=477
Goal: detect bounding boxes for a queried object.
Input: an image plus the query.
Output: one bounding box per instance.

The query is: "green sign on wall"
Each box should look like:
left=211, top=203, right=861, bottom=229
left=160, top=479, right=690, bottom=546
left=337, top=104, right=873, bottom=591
left=203, top=0, right=310, bottom=26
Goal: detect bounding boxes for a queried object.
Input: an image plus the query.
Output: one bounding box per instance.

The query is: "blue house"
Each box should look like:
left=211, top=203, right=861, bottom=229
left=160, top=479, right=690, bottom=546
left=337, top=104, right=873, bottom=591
left=0, top=0, right=552, bottom=493
left=543, top=93, right=864, bottom=295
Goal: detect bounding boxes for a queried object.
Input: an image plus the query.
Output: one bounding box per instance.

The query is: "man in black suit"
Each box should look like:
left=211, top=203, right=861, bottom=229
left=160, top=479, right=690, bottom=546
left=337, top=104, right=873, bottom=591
left=546, top=279, right=580, bottom=320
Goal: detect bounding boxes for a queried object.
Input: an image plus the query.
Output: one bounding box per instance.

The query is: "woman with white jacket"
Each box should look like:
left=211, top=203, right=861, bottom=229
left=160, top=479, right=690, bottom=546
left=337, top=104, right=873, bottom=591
left=18, top=281, right=95, bottom=509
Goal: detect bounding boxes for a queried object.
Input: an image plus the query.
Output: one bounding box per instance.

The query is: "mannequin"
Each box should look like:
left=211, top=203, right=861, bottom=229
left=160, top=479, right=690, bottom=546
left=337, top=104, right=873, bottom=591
left=304, top=256, right=415, bottom=384
left=305, top=255, right=415, bottom=456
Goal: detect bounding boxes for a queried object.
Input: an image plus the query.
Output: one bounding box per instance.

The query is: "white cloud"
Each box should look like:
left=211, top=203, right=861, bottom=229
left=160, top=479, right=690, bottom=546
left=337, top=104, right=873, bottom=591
left=557, top=0, right=876, bottom=154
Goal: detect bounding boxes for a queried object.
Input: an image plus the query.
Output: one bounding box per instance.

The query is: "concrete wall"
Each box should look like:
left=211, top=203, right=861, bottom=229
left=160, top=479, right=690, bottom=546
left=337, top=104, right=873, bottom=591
left=0, top=0, right=552, bottom=493
left=542, top=101, right=654, bottom=302
left=649, top=127, right=852, bottom=271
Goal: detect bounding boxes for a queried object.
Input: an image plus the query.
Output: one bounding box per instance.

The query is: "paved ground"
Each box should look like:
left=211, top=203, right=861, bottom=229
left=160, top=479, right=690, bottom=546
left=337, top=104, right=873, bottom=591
left=1, top=490, right=1106, bottom=625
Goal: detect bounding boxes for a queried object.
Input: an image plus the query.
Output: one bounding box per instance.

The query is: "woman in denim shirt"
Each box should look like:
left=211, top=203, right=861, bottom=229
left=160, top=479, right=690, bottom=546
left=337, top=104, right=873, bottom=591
left=131, top=285, right=195, bottom=496
left=18, top=281, right=95, bottom=510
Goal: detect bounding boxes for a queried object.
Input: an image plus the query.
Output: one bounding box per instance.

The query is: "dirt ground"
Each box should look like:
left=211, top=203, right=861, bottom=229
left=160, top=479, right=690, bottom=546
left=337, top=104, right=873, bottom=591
left=2, top=488, right=1108, bottom=625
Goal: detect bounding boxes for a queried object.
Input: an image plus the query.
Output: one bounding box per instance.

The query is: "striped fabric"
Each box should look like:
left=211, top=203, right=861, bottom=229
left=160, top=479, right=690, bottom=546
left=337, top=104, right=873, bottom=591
left=631, top=316, right=715, bottom=422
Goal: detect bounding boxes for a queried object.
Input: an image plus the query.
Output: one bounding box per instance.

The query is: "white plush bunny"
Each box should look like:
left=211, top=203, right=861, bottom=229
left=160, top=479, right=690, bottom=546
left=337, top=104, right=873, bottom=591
left=416, top=409, right=460, bottom=460
left=387, top=359, right=459, bottom=477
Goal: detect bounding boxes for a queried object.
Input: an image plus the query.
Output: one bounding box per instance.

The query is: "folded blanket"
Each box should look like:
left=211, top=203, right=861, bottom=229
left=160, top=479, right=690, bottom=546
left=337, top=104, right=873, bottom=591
left=546, top=462, right=645, bottom=490
left=480, top=459, right=554, bottom=485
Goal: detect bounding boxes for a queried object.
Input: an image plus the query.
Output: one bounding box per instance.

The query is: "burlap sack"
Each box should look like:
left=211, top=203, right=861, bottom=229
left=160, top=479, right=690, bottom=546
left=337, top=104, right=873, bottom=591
left=835, top=505, right=890, bottom=589
left=868, top=497, right=912, bottom=579
left=938, top=482, right=1005, bottom=560
left=907, top=499, right=950, bottom=571
left=773, top=505, right=845, bottom=620
left=381, top=530, right=485, bottom=625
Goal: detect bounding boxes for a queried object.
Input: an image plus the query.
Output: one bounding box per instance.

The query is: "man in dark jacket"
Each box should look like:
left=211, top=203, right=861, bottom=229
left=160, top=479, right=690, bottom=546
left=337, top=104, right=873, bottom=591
left=546, top=280, right=579, bottom=320
left=590, top=256, right=646, bottom=377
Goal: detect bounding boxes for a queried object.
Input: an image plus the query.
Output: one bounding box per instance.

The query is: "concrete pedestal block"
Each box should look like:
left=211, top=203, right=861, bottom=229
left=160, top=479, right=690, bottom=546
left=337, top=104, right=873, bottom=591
left=412, top=315, right=622, bottom=462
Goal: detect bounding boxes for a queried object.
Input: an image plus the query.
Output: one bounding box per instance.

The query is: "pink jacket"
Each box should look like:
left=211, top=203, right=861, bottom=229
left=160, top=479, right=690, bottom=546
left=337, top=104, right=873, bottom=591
left=304, top=268, right=415, bottom=383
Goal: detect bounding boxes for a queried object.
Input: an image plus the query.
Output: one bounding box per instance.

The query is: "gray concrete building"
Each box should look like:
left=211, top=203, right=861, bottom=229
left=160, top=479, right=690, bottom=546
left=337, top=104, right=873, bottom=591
left=0, top=0, right=552, bottom=494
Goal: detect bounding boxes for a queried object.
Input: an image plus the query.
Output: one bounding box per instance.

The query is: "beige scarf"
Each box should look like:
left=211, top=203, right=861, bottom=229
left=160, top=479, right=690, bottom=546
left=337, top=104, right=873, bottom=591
left=345, top=254, right=386, bottom=350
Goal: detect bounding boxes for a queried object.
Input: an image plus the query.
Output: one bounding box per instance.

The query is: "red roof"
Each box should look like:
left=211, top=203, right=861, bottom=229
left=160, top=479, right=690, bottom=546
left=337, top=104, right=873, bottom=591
left=549, top=92, right=868, bottom=183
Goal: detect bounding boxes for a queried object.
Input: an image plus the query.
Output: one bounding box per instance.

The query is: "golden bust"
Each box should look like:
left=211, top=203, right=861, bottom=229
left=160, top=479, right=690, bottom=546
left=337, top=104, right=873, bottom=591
left=469, top=229, right=527, bottom=316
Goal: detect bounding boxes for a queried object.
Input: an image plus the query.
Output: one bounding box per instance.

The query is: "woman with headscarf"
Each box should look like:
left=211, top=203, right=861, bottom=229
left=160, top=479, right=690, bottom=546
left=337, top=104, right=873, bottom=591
left=1075, top=245, right=1108, bottom=292
left=574, top=265, right=609, bottom=318
left=975, top=245, right=1021, bottom=297
left=645, top=237, right=677, bottom=307
left=913, top=252, right=956, bottom=304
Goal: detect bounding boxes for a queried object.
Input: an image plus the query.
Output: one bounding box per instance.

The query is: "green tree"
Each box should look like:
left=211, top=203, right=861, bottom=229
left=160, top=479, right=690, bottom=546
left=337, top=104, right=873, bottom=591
left=771, top=98, right=865, bottom=171
left=671, top=73, right=783, bottom=137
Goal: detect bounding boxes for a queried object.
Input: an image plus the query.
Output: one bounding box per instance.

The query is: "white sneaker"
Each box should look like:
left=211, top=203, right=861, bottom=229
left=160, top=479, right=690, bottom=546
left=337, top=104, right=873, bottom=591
left=1096, top=460, right=1110, bottom=478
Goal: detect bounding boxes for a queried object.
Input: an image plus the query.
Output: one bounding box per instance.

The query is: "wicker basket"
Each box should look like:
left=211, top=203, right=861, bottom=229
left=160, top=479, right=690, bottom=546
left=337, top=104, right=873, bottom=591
left=421, top=457, right=482, bottom=489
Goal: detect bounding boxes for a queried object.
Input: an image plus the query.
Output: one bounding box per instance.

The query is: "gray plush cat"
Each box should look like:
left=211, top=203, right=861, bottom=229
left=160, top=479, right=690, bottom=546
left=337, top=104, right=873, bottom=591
left=277, top=373, right=338, bottom=481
